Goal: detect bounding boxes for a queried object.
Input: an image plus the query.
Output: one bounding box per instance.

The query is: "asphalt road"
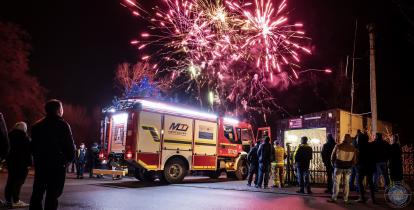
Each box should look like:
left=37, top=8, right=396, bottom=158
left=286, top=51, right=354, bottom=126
left=0, top=172, right=410, bottom=210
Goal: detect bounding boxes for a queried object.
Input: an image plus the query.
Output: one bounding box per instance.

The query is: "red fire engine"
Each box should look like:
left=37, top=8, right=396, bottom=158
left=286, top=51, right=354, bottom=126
left=99, top=98, right=256, bottom=183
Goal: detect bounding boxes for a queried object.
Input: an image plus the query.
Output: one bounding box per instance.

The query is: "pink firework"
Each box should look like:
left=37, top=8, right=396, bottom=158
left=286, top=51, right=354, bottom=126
left=132, top=0, right=219, bottom=73
left=235, top=0, right=311, bottom=79
left=122, top=0, right=313, bottom=116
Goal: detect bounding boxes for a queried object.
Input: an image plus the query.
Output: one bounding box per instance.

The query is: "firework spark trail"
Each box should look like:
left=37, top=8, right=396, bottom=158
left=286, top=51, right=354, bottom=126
left=123, top=0, right=312, bottom=117
left=237, top=0, right=311, bottom=80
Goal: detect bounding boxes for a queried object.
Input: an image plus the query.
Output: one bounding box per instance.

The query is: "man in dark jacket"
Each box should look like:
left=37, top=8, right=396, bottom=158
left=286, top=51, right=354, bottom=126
left=88, top=142, right=100, bottom=178
left=29, top=99, right=75, bottom=210
left=247, top=141, right=260, bottom=186
left=256, top=136, right=272, bottom=188
left=349, top=130, right=362, bottom=192
left=389, top=134, right=403, bottom=182
left=0, top=112, right=9, bottom=165
left=76, top=143, right=87, bottom=179
left=373, top=133, right=391, bottom=189
left=4, top=122, right=32, bottom=208
left=293, top=136, right=313, bottom=194
left=356, top=132, right=376, bottom=203
left=321, top=133, right=335, bottom=193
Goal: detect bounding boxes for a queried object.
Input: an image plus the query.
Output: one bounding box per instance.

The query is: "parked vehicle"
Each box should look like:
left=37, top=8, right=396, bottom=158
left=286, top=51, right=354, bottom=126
left=99, top=98, right=258, bottom=183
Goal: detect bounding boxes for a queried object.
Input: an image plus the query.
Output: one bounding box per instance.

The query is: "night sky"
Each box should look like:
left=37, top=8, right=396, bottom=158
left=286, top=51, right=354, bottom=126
left=1, top=0, right=413, bottom=139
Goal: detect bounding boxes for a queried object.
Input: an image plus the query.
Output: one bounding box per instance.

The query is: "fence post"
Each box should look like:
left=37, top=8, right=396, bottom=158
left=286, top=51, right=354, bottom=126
left=286, top=143, right=291, bottom=185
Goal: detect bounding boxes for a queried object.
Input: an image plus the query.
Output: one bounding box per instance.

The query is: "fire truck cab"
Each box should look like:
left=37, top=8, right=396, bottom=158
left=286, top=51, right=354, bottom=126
left=100, top=98, right=255, bottom=183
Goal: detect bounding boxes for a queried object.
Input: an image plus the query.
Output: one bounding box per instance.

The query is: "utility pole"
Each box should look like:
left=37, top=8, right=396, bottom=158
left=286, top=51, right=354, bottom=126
left=350, top=19, right=358, bottom=134
left=367, top=23, right=378, bottom=136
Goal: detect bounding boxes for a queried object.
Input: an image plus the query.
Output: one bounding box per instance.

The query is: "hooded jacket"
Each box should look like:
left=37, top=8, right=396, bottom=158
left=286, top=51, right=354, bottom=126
left=331, top=136, right=357, bottom=169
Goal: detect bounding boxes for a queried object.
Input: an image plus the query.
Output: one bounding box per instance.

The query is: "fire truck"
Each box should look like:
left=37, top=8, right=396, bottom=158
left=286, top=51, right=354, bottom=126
left=99, top=98, right=257, bottom=183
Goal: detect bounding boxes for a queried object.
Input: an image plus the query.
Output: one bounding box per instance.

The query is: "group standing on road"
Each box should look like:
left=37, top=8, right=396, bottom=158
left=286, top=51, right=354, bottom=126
left=322, top=130, right=405, bottom=205
left=247, top=133, right=289, bottom=190
left=0, top=99, right=102, bottom=210
left=244, top=127, right=405, bottom=207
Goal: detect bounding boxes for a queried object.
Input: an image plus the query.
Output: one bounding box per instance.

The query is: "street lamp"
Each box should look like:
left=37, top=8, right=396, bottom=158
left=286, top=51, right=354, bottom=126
left=299, top=68, right=332, bottom=74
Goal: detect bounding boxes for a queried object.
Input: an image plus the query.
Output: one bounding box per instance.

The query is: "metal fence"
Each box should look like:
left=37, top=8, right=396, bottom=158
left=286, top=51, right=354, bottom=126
left=285, top=145, right=327, bottom=185
left=402, top=145, right=414, bottom=186
left=285, top=144, right=414, bottom=186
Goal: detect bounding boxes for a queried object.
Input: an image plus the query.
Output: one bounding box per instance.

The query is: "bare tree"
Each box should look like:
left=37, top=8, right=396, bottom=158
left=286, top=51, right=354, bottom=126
left=0, top=22, right=45, bottom=127
left=115, top=62, right=165, bottom=98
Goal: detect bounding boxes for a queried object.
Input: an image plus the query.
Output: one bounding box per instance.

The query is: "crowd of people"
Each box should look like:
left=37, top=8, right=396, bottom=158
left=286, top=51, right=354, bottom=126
left=246, top=133, right=313, bottom=193
left=0, top=99, right=101, bottom=210
left=323, top=130, right=404, bottom=204
left=246, top=133, right=288, bottom=189
left=246, top=129, right=404, bottom=205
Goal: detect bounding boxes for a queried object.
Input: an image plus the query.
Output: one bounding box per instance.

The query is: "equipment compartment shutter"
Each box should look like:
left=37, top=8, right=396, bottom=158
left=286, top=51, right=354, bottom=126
left=194, top=120, right=217, bottom=155
left=137, top=111, right=162, bottom=170
left=193, top=120, right=217, bottom=170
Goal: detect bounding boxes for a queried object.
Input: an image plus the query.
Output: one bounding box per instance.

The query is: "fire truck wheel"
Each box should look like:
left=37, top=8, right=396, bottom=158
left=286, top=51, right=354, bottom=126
left=163, top=158, right=187, bottom=184
left=234, top=159, right=248, bottom=180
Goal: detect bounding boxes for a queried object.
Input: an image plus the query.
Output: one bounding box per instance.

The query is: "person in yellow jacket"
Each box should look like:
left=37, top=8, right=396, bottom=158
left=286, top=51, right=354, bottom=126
left=271, top=140, right=287, bottom=188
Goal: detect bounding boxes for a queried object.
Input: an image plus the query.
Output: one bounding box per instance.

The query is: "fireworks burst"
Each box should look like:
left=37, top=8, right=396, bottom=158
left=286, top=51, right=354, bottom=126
left=122, top=0, right=312, bottom=118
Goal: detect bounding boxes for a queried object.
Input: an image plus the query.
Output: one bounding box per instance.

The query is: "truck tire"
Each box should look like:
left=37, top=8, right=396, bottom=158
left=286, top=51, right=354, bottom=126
left=134, top=168, right=155, bottom=182
left=234, top=159, right=248, bottom=180
left=163, top=158, right=187, bottom=184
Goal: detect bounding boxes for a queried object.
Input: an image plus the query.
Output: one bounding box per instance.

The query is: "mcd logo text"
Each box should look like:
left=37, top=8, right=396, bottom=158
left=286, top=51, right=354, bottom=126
left=169, top=123, right=189, bottom=131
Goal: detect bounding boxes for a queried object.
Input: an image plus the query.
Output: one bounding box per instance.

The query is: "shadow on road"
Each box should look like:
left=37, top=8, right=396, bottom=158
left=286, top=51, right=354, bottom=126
left=95, top=176, right=239, bottom=189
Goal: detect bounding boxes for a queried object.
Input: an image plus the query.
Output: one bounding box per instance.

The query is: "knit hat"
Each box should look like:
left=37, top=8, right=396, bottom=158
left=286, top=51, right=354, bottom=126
left=14, top=122, right=27, bottom=133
